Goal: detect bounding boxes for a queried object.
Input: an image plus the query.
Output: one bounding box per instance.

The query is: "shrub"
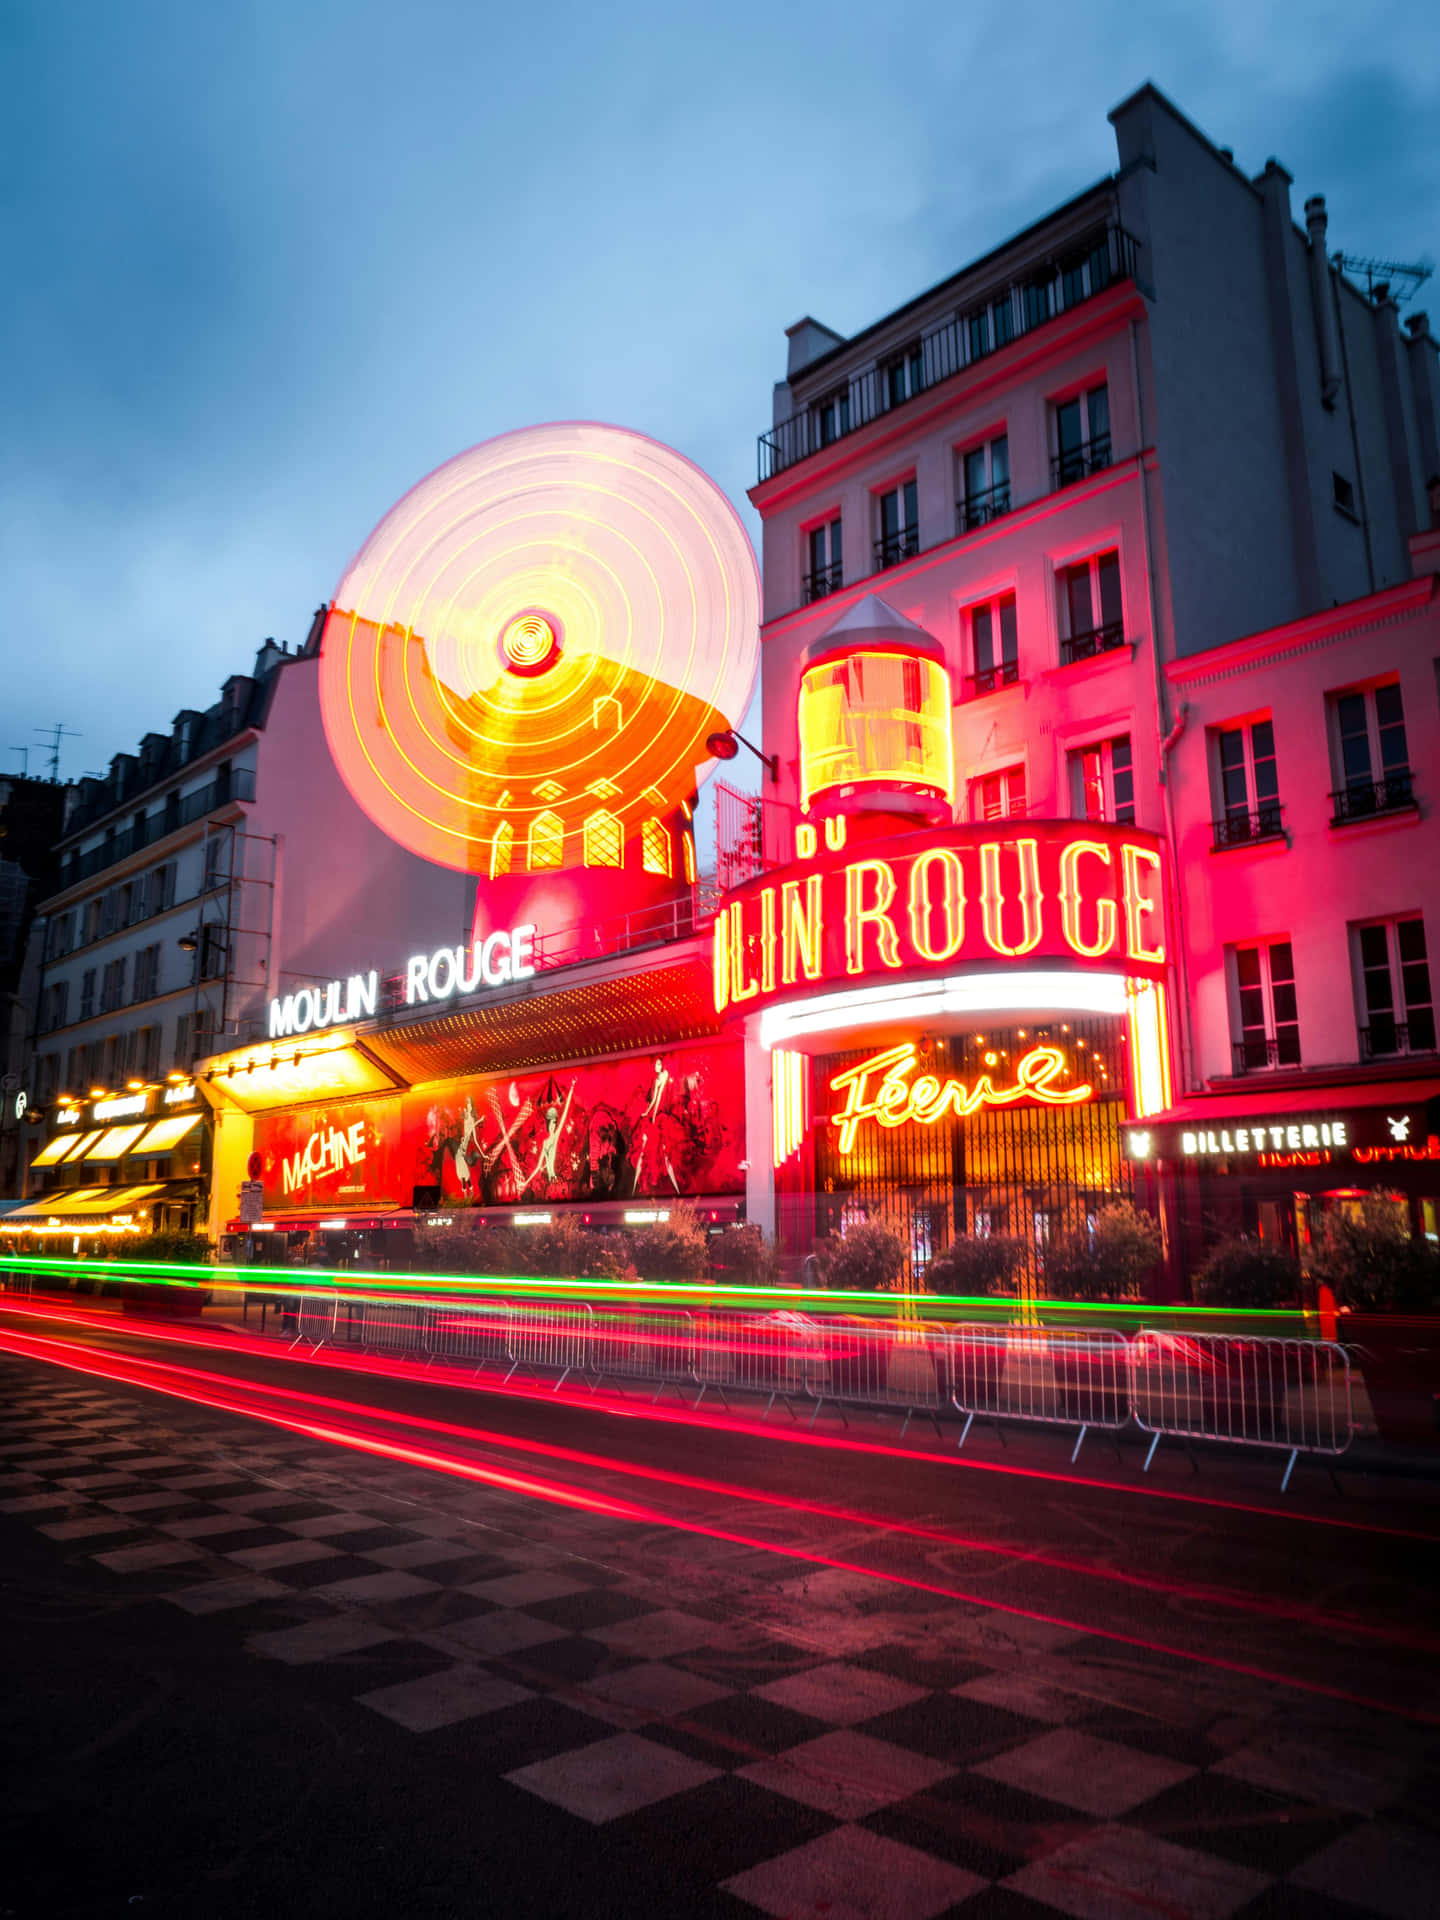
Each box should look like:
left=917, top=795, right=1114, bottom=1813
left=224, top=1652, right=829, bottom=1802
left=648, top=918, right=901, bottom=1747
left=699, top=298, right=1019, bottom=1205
left=628, top=1209, right=710, bottom=1282
left=117, top=1232, right=213, bottom=1265
left=924, top=1233, right=1026, bottom=1297
left=1044, top=1203, right=1161, bottom=1303
left=815, top=1219, right=906, bottom=1293
left=706, top=1223, right=782, bottom=1288
left=1192, top=1235, right=1301, bottom=1309
left=1312, top=1199, right=1440, bottom=1312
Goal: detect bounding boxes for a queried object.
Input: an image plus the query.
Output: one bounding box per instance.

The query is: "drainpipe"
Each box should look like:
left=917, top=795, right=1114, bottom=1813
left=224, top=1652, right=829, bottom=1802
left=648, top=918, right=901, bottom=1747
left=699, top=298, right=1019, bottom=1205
left=1304, top=197, right=1344, bottom=409
left=1129, top=317, right=1198, bottom=1097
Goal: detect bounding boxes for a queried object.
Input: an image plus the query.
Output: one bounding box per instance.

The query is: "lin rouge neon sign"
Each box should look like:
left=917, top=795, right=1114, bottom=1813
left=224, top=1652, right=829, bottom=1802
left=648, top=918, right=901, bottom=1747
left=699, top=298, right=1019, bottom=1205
left=714, top=821, right=1166, bottom=1017
left=828, top=1042, right=1093, bottom=1156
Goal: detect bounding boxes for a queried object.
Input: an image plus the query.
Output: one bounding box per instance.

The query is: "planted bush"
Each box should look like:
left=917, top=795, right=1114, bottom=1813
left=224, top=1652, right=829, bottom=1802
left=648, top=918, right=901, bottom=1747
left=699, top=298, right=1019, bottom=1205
left=924, top=1233, right=1026, bottom=1297
left=1192, top=1235, right=1301, bottom=1309
left=814, top=1219, right=906, bottom=1293
left=1312, top=1199, right=1440, bottom=1312
left=1044, top=1203, right=1161, bottom=1303
left=707, top=1223, right=782, bottom=1288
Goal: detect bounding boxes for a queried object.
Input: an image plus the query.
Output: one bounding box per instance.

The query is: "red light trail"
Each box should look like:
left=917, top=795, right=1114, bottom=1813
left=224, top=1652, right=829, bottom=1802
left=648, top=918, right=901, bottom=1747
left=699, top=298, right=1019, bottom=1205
left=1, top=1314, right=1436, bottom=1725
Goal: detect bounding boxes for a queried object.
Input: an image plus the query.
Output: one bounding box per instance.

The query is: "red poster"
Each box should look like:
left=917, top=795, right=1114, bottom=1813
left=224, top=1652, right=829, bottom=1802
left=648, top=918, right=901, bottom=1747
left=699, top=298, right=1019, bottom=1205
left=404, top=1042, right=744, bottom=1206
left=254, top=1097, right=405, bottom=1211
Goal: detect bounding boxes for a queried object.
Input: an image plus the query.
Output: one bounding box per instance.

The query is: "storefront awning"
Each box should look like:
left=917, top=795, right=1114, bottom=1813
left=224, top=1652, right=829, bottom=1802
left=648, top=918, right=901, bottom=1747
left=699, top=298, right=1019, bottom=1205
left=1150, top=1076, right=1440, bottom=1127
left=4, top=1184, right=169, bottom=1222
left=131, top=1113, right=204, bottom=1155
left=29, top=1132, right=89, bottom=1168
left=83, top=1124, right=149, bottom=1161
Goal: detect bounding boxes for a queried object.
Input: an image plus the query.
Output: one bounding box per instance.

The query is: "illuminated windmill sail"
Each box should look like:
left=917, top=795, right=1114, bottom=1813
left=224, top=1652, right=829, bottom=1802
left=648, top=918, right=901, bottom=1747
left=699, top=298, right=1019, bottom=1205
left=317, top=422, right=760, bottom=877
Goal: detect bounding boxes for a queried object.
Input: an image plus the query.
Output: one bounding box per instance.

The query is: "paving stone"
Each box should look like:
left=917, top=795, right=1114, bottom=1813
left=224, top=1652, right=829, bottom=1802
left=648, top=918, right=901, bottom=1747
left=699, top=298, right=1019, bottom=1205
left=975, top=1728, right=1195, bottom=1818
left=358, top=1665, right=534, bottom=1733
left=722, top=1822, right=983, bottom=1919
left=505, top=1731, right=719, bottom=1824
left=739, top=1729, right=955, bottom=1821
left=752, top=1662, right=928, bottom=1728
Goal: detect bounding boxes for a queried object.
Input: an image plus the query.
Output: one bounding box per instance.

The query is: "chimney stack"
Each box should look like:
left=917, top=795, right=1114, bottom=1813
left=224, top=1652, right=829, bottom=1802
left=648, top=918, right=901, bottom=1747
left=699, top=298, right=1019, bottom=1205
left=1304, top=195, right=1343, bottom=408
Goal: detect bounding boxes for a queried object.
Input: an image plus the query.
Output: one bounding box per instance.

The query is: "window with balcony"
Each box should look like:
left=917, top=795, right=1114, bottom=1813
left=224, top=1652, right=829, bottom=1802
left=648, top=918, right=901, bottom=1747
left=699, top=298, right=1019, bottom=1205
left=1213, top=719, right=1282, bottom=847
left=1053, top=383, right=1111, bottom=488
left=875, top=479, right=918, bottom=571
left=1230, top=941, right=1300, bottom=1071
left=813, top=386, right=851, bottom=447
left=883, top=343, right=924, bottom=409
left=804, top=516, right=843, bottom=602
left=957, top=435, right=1010, bottom=534
left=964, top=592, right=1018, bottom=697
left=971, top=765, right=1027, bottom=821
left=1070, top=735, right=1135, bottom=824
left=1057, top=549, right=1124, bottom=664
left=1355, top=918, right=1435, bottom=1057
left=1330, top=683, right=1414, bottom=821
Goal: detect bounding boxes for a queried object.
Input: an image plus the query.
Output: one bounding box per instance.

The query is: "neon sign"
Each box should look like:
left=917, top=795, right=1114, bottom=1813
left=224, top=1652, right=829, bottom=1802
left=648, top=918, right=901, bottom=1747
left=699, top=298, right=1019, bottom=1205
left=271, top=972, right=378, bottom=1040
left=282, top=1120, right=367, bottom=1196
left=828, top=1042, right=1093, bottom=1156
left=715, top=821, right=1166, bottom=1017
left=405, top=926, right=536, bottom=1005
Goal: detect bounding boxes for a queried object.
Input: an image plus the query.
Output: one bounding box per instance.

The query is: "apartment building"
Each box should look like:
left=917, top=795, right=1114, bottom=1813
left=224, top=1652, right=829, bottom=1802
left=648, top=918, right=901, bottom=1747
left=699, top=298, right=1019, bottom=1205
left=733, top=81, right=1440, bottom=1278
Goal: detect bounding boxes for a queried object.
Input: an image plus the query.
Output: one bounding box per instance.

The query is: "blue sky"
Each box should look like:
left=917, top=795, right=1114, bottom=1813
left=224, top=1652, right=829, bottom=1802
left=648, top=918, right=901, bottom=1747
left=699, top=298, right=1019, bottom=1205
left=5, top=0, right=1437, bottom=800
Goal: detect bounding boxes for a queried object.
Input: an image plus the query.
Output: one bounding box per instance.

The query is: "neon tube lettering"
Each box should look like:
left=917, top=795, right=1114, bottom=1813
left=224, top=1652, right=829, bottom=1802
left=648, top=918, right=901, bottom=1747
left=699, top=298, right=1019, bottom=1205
left=1121, top=842, right=1165, bottom=963
left=828, top=1042, right=1092, bottom=1156
left=907, top=847, right=965, bottom=963
left=728, top=901, right=759, bottom=1003
left=713, top=910, right=730, bottom=1013
left=845, top=860, right=901, bottom=975
left=979, top=838, right=1042, bottom=957
left=759, top=887, right=777, bottom=995
left=781, top=875, right=823, bottom=985
left=1058, top=840, right=1117, bottom=959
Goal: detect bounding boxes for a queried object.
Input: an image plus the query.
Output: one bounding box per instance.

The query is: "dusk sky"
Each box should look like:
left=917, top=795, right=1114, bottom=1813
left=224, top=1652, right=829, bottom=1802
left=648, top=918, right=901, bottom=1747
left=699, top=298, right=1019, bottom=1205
left=6, top=0, right=1437, bottom=793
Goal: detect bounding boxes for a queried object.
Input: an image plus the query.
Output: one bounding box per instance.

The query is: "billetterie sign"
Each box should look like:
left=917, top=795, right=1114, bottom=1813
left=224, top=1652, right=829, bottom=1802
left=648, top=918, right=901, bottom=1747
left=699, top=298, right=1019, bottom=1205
left=713, top=821, right=1167, bottom=1016
left=267, top=925, right=538, bottom=1040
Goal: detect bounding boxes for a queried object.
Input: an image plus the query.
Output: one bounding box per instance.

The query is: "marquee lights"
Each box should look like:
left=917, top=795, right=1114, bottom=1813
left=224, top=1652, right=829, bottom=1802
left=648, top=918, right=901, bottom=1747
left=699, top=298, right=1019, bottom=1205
left=758, top=970, right=1131, bottom=1050
left=828, top=1043, right=1093, bottom=1156
left=715, top=822, right=1167, bottom=1018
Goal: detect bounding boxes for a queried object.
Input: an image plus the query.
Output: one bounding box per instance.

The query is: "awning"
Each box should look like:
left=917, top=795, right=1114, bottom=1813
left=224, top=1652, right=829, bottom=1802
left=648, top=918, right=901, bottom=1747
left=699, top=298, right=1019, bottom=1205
left=4, top=1187, right=110, bottom=1221
left=131, top=1113, right=204, bottom=1155
left=1151, top=1076, right=1440, bottom=1127
left=29, top=1133, right=89, bottom=1168
left=83, top=1125, right=148, bottom=1161
left=5, top=1181, right=189, bottom=1226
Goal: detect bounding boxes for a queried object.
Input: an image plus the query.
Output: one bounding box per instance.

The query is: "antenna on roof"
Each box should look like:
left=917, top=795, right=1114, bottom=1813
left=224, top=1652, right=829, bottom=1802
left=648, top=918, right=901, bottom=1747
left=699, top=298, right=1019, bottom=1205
left=34, top=722, right=81, bottom=783
left=1332, top=252, right=1433, bottom=304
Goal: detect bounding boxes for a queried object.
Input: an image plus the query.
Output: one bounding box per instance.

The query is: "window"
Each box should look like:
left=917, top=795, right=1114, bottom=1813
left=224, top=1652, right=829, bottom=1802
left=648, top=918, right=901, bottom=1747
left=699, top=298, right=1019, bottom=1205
left=84, top=897, right=104, bottom=944
left=682, top=830, right=697, bottom=884
left=957, top=435, right=1010, bottom=532
left=1231, top=941, right=1300, bottom=1070
left=528, top=810, right=564, bottom=870
left=100, top=889, right=118, bottom=937
left=489, top=822, right=513, bottom=880
left=47, top=913, right=73, bottom=961
left=1356, top=919, right=1435, bottom=1056
left=37, top=1053, right=59, bottom=1102
left=79, top=969, right=96, bottom=1021
left=133, top=943, right=162, bottom=1002
left=1070, top=736, right=1135, bottom=824
left=1057, top=550, right=1124, bottom=663
left=1213, top=720, right=1282, bottom=845
left=41, top=980, right=69, bottom=1032
left=203, top=828, right=232, bottom=891
left=971, top=765, right=1027, bottom=821
left=66, top=1047, right=84, bottom=1089
left=199, top=923, right=226, bottom=981
left=964, top=592, right=1018, bottom=696
left=135, top=1025, right=161, bottom=1080
left=883, top=342, right=925, bottom=409
left=1331, top=683, right=1413, bottom=819
left=804, top=516, right=843, bottom=602
left=1333, top=472, right=1356, bottom=516
left=875, top=478, right=918, bottom=570
left=1054, top=383, right=1110, bottom=487
left=174, top=1011, right=192, bottom=1069
left=151, top=863, right=176, bottom=912
left=641, top=819, right=671, bottom=877
left=814, top=386, right=850, bottom=447
left=102, top=1033, right=123, bottom=1085
left=583, top=809, right=623, bottom=868
left=101, top=957, right=127, bottom=1012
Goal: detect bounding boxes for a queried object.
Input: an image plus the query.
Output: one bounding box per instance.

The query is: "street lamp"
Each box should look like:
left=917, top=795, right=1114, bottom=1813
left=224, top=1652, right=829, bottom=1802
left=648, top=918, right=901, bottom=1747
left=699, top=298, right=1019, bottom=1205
left=705, top=728, right=779, bottom=784
left=177, top=931, right=198, bottom=954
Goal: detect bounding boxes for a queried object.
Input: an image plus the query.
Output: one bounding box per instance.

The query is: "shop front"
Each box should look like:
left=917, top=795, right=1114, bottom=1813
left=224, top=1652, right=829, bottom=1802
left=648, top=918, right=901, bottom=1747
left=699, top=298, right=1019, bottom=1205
left=1122, top=1088, right=1440, bottom=1274
left=715, top=813, right=1174, bottom=1290
left=7, top=1080, right=209, bottom=1247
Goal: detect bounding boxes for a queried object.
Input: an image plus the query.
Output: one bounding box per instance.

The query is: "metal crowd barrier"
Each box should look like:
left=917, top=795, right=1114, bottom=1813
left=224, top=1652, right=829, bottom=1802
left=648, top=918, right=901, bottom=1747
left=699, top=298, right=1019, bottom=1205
left=949, top=1325, right=1132, bottom=1463
left=1129, top=1330, right=1353, bottom=1490
left=275, top=1289, right=1354, bottom=1486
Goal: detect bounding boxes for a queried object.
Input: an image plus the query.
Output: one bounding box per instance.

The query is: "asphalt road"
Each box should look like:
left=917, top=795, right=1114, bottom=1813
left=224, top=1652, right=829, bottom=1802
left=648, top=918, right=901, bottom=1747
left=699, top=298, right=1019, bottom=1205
left=2, top=1295, right=1438, bottom=1919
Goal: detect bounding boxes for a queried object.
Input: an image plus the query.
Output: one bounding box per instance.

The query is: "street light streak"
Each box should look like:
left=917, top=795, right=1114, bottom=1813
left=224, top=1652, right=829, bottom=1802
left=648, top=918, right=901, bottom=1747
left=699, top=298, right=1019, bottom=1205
left=1, top=1318, right=1437, bottom=1684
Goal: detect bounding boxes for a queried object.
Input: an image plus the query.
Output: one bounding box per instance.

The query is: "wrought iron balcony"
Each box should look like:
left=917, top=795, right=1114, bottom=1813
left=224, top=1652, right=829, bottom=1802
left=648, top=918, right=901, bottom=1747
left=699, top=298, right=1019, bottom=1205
left=1212, top=804, right=1285, bottom=850
left=1058, top=620, right=1125, bottom=667
left=874, top=528, right=920, bottom=572
left=802, top=561, right=844, bottom=604
left=956, top=482, right=1012, bottom=534
left=964, top=660, right=1020, bottom=698
left=1360, top=1016, right=1436, bottom=1060
left=758, top=224, right=1139, bottom=481
left=1050, top=434, right=1113, bottom=490
left=57, top=768, right=256, bottom=891
left=1232, top=1036, right=1302, bottom=1074
left=1329, top=773, right=1416, bottom=824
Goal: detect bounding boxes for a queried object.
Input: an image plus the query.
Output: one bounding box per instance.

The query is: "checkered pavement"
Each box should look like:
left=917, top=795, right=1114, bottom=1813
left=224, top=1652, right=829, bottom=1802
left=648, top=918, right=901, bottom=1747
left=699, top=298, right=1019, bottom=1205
left=2, top=1354, right=1437, bottom=1919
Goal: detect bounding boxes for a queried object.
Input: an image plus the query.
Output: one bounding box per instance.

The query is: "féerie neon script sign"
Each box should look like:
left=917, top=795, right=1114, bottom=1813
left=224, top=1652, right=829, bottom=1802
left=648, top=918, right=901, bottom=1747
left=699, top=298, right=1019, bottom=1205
left=828, top=1042, right=1093, bottom=1155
